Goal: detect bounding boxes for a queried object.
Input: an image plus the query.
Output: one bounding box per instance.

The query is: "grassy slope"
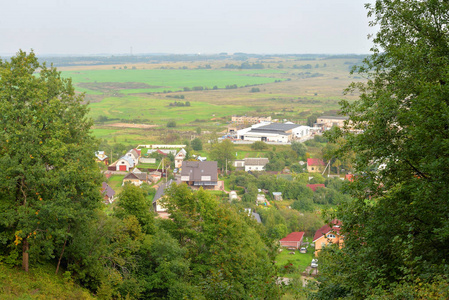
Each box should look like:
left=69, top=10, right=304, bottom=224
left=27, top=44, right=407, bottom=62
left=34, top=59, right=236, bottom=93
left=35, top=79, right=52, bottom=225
left=0, top=264, right=94, bottom=300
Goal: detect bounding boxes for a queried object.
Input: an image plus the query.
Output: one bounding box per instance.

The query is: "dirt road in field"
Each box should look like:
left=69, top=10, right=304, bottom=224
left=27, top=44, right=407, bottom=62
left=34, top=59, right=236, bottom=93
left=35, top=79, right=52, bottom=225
left=108, top=123, right=158, bottom=129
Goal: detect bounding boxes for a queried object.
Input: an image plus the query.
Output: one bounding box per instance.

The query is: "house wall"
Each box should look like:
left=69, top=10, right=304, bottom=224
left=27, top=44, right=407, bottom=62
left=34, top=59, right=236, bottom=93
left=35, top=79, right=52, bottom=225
left=292, top=126, right=312, bottom=139
left=116, top=159, right=131, bottom=171
left=123, top=178, right=143, bottom=186
left=245, top=165, right=265, bottom=172
left=307, top=165, right=324, bottom=173
left=243, top=133, right=290, bottom=143
left=175, top=157, right=184, bottom=168
left=280, top=241, right=301, bottom=249
left=314, top=234, right=343, bottom=256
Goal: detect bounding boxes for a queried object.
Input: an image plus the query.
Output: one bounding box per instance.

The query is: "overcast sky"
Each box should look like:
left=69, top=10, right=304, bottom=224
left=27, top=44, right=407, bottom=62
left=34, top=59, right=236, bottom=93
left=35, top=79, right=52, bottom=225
left=1, top=0, right=376, bottom=56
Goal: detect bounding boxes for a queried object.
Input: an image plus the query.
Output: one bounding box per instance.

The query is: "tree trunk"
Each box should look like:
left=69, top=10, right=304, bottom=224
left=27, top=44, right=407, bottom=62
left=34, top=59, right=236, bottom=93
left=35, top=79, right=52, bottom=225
left=56, top=225, right=70, bottom=275
left=22, top=238, right=29, bottom=272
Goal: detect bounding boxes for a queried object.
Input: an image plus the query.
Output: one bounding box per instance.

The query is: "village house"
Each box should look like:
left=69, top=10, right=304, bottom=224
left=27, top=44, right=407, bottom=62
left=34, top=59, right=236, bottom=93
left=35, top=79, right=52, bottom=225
left=229, top=191, right=238, bottom=201
left=244, top=158, right=269, bottom=172
left=115, top=156, right=135, bottom=171
left=101, top=182, right=116, bottom=204
left=174, top=148, right=187, bottom=168
left=307, top=184, right=326, bottom=192
left=272, top=192, right=283, bottom=201
left=122, top=169, right=148, bottom=186
left=307, top=158, right=326, bottom=173
left=244, top=208, right=262, bottom=223
left=233, top=158, right=269, bottom=172
left=152, top=179, right=174, bottom=219
left=279, top=232, right=305, bottom=250
left=180, top=161, right=218, bottom=188
left=313, top=219, right=343, bottom=256
left=315, top=116, right=349, bottom=131
left=125, top=148, right=141, bottom=165
left=95, top=151, right=109, bottom=165
left=149, top=171, right=162, bottom=183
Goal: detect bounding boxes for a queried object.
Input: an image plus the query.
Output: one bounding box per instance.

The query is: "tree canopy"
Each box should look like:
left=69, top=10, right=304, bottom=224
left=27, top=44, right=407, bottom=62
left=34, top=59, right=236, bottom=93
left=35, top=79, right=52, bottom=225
left=317, top=1, right=449, bottom=298
left=0, top=51, right=103, bottom=272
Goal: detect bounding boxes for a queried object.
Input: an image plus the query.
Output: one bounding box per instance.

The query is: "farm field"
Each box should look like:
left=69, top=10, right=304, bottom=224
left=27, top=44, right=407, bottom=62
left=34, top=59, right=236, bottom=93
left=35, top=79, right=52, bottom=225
left=58, top=56, right=365, bottom=144
left=62, top=69, right=287, bottom=95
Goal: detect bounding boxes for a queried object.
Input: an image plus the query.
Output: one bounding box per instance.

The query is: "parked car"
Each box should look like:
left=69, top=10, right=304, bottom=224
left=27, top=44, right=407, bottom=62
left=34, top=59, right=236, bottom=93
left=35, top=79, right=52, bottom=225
left=311, top=259, right=318, bottom=268
left=300, top=247, right=307, bottom=253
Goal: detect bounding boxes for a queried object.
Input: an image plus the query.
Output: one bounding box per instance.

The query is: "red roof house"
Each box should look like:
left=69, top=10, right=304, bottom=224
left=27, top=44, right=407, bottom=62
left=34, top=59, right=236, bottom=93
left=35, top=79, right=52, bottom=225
left=307, top=158, right=326, bottom=173
left=313, top=219, right=343, bottom=256
left=307, top=184, right=326, bottom=192
left=279, top=232, right=305, bottom=249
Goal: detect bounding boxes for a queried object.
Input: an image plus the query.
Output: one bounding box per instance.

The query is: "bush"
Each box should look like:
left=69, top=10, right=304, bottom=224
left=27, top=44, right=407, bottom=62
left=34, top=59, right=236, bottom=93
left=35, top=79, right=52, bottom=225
left=251, top=141, right=268, bottom=150
left=166, top=121, right=176, bottom=128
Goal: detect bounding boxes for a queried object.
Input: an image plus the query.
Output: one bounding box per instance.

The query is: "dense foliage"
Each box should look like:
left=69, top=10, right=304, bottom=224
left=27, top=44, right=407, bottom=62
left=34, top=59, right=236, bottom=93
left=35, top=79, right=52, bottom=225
left=315, top=1, right=449, bottom=298
left=0, top=51, right=103, bottom=272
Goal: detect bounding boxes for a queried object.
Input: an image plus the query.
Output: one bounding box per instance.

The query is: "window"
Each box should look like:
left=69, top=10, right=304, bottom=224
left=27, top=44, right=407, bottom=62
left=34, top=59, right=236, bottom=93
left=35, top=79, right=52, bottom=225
left=327, top=234, right=336, bottom=239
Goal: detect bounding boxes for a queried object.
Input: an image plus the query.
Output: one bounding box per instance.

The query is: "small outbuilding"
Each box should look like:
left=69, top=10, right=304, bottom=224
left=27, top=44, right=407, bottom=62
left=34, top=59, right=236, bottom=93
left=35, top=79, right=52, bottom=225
left=280, top=232, right=305, bottom=250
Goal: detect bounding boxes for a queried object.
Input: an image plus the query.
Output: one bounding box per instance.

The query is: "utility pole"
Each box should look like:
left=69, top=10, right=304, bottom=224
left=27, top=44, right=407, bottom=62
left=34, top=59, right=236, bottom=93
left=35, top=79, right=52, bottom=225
left=225, top=158, right=228, bottom=175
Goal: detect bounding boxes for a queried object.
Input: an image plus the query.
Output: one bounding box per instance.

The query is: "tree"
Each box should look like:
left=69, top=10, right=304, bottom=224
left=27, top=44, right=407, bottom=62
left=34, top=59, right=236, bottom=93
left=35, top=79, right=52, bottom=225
left=250, top=141, right=268, bottom=150
left=161, top=184, right=281, bottom=299
left=0, top=51, right=103, bottom=272
left=115, top=184, right=154, bottom=234
left=166, top=120, right=176, bottom=128
left=191, top=137, right=203, bottom=151
left=210, top=139, right=235, bottom=172
left=317, top=1, right=449, bottom=298
left=291, top=141, right=307, bottom=158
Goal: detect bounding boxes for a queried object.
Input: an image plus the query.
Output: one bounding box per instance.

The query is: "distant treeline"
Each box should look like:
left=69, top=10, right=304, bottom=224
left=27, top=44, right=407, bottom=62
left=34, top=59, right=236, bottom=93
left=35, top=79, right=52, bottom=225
left=16, top=53, right=371, bottom=67
left=223, top=62, right=264, bottom=69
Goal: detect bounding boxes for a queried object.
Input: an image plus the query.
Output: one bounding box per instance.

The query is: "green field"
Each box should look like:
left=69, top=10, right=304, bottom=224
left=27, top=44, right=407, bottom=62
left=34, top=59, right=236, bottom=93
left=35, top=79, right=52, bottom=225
left=63, top=69, right=287, bottom=95
left=88, top=95, right=252, bottom=124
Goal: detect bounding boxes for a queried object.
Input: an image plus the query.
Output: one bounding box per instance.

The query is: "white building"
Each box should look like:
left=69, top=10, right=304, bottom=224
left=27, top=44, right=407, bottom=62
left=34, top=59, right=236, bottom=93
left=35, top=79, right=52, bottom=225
left=237, top=122, right=312, bottom=143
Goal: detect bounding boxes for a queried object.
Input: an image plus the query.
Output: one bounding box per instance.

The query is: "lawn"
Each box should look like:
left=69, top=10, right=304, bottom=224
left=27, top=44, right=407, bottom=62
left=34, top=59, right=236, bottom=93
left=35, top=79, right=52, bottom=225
left=276, top=244, right=315, bottom=275
left=108, top=175, right=124, bottom=194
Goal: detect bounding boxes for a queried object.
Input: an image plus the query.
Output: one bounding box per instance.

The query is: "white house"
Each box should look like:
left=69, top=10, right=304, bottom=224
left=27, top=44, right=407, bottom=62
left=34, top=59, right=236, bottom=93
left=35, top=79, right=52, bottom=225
left=233, top=158, right=269, bottom=172
left=244, top=158, right=269, bottom=172
left=116, top=156, right=135, bottom=171
left=174, top=148, right=187, bottom=168
left=125, top=149, right=140, bottom=165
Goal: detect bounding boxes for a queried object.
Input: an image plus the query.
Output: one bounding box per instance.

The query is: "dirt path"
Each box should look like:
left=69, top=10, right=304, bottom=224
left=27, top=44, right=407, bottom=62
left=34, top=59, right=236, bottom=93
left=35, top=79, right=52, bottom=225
left=108, top=123, right=158, bottom=129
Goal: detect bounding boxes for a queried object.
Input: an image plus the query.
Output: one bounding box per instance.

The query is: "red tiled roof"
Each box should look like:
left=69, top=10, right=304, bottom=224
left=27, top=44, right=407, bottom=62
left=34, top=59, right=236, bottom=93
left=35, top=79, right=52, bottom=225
left=157, top=149, right=168, bottom=155
left=135, top=148, right=141, bottom=156
left=345, top=174, right=354, bottom=182
left=307, top=158, right=325, bottom=166
left=307, top=184, right=325, bottom=192
left=280, top=232, right=305, bottom=242
left=313, top=219, right=342, bottom=242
